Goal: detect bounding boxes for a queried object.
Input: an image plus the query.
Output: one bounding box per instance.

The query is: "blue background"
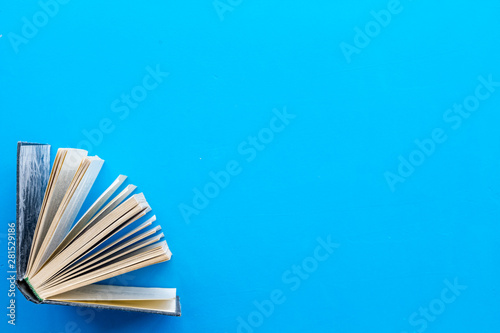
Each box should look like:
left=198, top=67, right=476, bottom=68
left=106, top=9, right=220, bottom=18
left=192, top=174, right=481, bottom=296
left=1, top=1, right=500, bottom=332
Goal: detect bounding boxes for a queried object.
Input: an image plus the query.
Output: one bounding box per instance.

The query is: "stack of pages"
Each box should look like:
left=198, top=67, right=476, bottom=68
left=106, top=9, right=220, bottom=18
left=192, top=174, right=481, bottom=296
left=17, top=143, right=180, bottom=315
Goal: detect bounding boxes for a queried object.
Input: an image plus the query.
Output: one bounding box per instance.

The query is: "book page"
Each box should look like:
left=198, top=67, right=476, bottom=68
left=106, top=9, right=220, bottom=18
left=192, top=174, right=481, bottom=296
left=27, top=148, right=87, bottom=276
left=47, top=285, right=176, bottom=301
left=48, top=216, right=155, bottom=283
left=65, top=299, right=177, bottom=313
left=44, top=227, right=163, bottom=288
left=46, top=175, right=128, bottom=261
left=30, top=195, right=150, bottom=288
left=37, top=241, right=170, bottom=299
left=37, top=156, right=104, bottom=267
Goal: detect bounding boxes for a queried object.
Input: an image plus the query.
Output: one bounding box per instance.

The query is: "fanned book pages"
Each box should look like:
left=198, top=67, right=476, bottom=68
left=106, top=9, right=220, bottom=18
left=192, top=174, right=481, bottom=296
left=16, top=142, right=181, bottom=316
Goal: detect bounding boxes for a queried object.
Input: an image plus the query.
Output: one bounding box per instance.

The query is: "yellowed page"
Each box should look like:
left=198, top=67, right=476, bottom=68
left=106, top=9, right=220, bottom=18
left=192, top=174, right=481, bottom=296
left=47, top=285, right=176, bottom=301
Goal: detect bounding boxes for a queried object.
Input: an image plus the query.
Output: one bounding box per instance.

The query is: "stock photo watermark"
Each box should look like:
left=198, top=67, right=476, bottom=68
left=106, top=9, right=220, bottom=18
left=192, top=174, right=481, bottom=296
left=72, top=64, right=168, bottom=155
left=178, top=106, right=296, bottom=224
left=385, top=74, right=500, bottom=192
left=401, top=278, right=467, bottom=333
left=340, top=0, right=416, bottom=64
left=213, top=0, right=243, bottom=21
left=230, top=235, right=339, bottom=333
left=7, top=0, right=70, bottom=54
left=6, top=221, right=16, bottom=326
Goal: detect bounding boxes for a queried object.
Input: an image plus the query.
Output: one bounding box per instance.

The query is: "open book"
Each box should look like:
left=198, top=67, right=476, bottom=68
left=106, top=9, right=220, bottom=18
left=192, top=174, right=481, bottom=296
left=16, top=142, right=181, bottom=316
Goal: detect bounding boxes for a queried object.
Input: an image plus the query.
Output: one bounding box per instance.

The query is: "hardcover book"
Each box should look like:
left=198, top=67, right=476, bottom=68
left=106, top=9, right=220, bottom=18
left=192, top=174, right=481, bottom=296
left=16, top=142, right=181, bottom=316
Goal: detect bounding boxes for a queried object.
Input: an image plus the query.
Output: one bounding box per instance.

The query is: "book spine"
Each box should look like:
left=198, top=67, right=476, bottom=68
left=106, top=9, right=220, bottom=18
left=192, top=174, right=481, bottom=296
left=24, top=277, right=44, bottom=302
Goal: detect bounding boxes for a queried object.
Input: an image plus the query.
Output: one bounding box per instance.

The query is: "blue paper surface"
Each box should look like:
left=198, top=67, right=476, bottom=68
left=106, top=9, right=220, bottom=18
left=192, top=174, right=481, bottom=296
left=1, top=1, right=500, bottom=332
